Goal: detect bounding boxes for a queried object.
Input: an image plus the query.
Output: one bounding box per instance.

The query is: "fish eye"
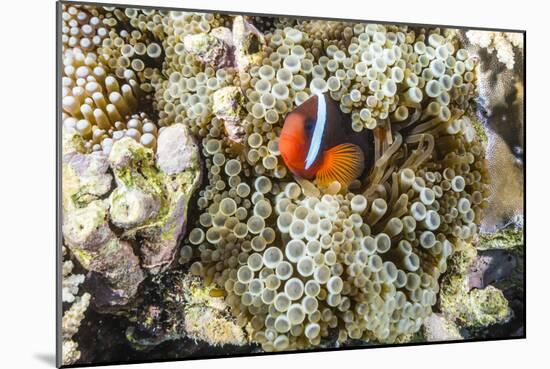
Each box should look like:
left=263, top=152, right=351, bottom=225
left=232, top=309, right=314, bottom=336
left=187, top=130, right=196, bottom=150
left=305, top=120, right=314, bottom=131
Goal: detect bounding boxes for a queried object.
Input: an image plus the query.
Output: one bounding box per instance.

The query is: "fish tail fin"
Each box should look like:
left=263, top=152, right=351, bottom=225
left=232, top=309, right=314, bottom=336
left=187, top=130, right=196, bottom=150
left=316, top=143, right=364, bottom=187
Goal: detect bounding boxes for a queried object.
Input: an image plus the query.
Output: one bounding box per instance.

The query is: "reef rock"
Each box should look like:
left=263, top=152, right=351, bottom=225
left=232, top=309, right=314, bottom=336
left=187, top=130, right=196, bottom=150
left=212, top=86, right=246, bottom=143
left=109, top=132, right=201, bottom=275
left=183, top=32, right=234, bottom=68
left=156, top=124, right=199, bottom=175
left=232, top=16, right=265, bottom=72
left=469, top=249, right=518, bottom=289
left=63, top=199, right=145, bottom=306
left=126, top=271, right=246, bottom=349
left=109, top=187, right=161, bottom=229
left=62, top=134, right=112, bottom=211
left=439, top=242, right=511, bottom=331
left=63, top=200, right=113, bottom=251
left=463, top=286, right=511, bottom=328
left=211, top=27, right=234, bottom=48
left=62, top=133, right=146, bottom=307
left=181, top=17, right=266, bottom=72
left=61, top=127, right=201, bottom=306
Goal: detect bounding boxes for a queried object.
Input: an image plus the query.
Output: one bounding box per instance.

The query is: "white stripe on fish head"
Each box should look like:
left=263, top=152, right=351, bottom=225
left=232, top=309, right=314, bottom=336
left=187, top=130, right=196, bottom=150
left=304, top=93, right=327, bottom=170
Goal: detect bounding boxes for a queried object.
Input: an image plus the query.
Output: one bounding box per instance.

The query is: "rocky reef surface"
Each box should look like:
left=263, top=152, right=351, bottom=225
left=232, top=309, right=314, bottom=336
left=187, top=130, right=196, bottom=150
left=61, top=123, right=202, bottom=363
left=59, top=4, right=524, bottom=365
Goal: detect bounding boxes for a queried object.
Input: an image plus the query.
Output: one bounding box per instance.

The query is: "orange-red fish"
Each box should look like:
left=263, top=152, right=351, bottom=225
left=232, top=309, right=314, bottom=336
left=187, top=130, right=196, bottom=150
left=279, top=93, right=372, bottom=187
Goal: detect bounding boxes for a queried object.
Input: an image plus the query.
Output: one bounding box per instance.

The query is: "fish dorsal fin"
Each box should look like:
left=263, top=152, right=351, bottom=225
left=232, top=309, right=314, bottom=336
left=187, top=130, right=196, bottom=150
left=304, top=93, right=327, bottom=170
left=316, top=143, right=365, bottom=187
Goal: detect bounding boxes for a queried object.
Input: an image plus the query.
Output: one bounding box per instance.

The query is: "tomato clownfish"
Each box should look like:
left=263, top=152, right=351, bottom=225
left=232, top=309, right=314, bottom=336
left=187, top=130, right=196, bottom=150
left=279, top=93, right=373, bottom=187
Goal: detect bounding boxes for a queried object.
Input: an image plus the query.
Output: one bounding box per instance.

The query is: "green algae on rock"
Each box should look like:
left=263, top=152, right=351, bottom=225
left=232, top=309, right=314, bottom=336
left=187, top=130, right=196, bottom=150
left=61, top=123, right=202, bottom=307
left=108, top=129, right=201, bottom=274
left=62, top=135, right=147, bottom=306
left=478, top=227, right=523, bottom=251
left=463, top=286, right=511, bottom=328
left=212, top=86, right=247, bottom=143
left=126, top=271, right=246, bottom=349
left=439, top=242, right=511, bottom=333
left=183, top=32, right=234, bottom=68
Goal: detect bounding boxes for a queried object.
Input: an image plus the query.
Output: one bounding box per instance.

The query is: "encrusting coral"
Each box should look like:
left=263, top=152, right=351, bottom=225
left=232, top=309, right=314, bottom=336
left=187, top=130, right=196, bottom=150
left=60, top=3, right=519, bottom=361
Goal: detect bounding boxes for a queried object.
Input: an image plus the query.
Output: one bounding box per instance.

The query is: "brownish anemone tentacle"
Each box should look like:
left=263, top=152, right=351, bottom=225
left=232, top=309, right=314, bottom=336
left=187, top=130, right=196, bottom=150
left=389, top=172, right=400, bottom=206
left=373, top=125, right=384, bottom=163
left=378, top=192, right=409, bottom=231
left=365, top=183, right=387, bottom=203
left=379, top=132, right=402, bottom=165
left=363, top=132, right=403, bottom=197
left=383, top=119, right=393, bottom=147
left=399, top=134, right=425, bottom=170
left=380, top=164, right=397, bottom=189
left=410, top=134, right=435, bottom=169
left=393, top=107, right=422, bottom=131
left=409, top=116, right=443, bottom=135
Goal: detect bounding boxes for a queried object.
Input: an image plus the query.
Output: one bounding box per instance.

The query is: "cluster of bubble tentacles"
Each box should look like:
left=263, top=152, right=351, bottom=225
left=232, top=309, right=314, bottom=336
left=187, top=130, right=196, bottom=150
left=185, top=112, right=488, bottom=350
left=171, top=19, right=487, bottom=350
left=60, top=6, right=231, bottom=153
left=61, top=5, right=162, bottom=153
left=223, top=21, right=476, bottom=133
left=61, top=5, right=489, bottom=352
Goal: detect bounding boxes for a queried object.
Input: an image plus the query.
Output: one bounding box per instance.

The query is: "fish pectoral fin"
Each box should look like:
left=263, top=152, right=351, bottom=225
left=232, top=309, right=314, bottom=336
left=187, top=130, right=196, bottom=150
left=316, top=143, right=365, bottom=187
